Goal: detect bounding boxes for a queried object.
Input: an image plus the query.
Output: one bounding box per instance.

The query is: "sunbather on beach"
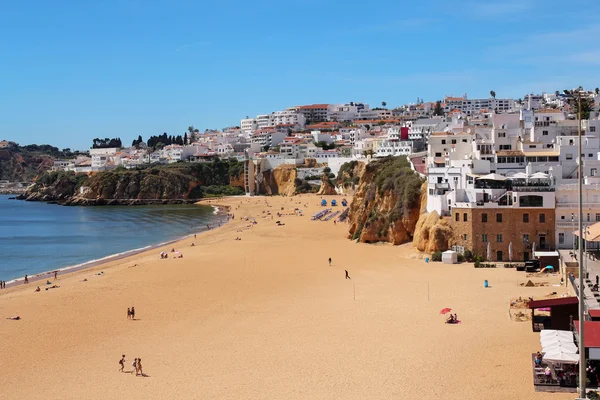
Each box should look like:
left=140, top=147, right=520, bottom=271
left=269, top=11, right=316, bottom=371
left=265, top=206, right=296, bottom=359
left=35, top=286, right=40, bottom=292
left=7, top=316, right=21, bottom=320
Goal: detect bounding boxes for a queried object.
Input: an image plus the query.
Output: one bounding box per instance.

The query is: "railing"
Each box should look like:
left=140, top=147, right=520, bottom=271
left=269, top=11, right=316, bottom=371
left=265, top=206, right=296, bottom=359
left=557, top=202, right=599, bottom=208
left=512, top=186, right=555, bottom=192
left=435, top=183, right=450, bottom=190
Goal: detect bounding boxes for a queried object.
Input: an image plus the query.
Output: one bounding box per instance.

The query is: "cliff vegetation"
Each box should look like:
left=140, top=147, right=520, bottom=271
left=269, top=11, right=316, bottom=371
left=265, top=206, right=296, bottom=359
left=0, top=144, right=81, bottom=182
left=21, top=158, right=245, bottom=205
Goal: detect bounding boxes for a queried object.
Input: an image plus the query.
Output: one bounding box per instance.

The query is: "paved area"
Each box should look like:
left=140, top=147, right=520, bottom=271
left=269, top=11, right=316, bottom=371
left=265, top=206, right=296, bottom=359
left=560, top=249, right=600, bottom=312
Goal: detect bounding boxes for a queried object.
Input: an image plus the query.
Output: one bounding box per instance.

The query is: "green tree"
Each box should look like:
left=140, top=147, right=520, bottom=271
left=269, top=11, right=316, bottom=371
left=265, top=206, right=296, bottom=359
left=433, top=100, right=444, bottom=116
left=564, top=88, right=592, bottom=120
left=596, top=87, right=599, bottom=95
left=381, top=101, right=387, bottom=108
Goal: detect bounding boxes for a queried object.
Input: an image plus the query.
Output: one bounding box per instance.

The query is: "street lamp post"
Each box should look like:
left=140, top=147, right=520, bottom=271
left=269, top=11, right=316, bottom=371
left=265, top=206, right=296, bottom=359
left=577, top=90, right=586, bottom=399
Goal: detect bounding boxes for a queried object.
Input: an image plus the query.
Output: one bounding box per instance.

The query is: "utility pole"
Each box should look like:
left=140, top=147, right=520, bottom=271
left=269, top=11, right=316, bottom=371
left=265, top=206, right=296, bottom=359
left=577, top=89, right=586, bottom=399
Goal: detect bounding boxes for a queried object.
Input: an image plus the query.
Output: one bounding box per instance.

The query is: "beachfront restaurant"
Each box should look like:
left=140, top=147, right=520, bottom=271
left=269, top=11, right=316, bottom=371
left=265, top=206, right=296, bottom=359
left=528, top=297, right=579, bottom=332
left=533, top=329, right=579, bottom=391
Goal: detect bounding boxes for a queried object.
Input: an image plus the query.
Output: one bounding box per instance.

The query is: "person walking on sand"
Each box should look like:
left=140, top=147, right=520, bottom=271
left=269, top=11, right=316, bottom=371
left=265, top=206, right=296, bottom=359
left=54, top=271, right=58, bottom=280
left=119, top=355, right=126, bottom=372
left=127, top=308, right=131, bottom=320
left=137, top=358, right=143, bottom=376
left=345, top=270, right=350, bottom=279
left=132, top=358, right=138, bottom=375
left=328, top=258, right=332, bottom=266
left=131, top=306, right=135, bottom=320
left=24, top=275, right=28, bottom=284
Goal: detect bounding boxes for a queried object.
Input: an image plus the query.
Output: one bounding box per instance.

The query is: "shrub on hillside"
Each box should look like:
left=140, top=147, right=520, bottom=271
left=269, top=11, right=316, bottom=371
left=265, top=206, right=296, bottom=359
left=431, top=251, right=442, bottom=262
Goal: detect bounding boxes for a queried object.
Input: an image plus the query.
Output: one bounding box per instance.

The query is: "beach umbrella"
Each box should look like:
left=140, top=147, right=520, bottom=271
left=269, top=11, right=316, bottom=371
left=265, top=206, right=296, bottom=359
left=439, top=308, right=452, bottom=314
left=532, top=242, right=536, bottom=255
left=487, top=242, right=491, bottom=261
left=545, top=265, right=554, bottom=271
left=508, top=242, right=513, bottom=262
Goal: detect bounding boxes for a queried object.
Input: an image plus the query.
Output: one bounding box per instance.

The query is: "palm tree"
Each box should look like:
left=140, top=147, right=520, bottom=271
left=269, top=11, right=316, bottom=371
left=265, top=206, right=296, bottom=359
left=490, top=90, right=496, bottom=99
left=595, top=88, right=599, bottom=95
left=555, top=90, right=560, bottom=97
left=381, top=101, right=387, bottom=108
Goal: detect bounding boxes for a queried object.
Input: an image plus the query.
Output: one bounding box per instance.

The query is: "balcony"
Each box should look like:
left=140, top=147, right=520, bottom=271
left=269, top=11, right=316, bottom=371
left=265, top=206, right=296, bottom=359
left=435, top=183, right=450, bottom=190
left=512, top=185, right=555, bottom=192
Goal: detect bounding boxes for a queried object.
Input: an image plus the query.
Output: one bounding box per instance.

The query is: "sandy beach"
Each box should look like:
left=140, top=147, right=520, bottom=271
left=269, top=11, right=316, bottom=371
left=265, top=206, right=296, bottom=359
left=0, top=194, right=573, bottom=399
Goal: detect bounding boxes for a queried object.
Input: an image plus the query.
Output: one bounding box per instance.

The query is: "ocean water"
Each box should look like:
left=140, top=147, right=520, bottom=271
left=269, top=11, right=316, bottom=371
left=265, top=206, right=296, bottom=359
left=0, top=195, right=224, bottom=281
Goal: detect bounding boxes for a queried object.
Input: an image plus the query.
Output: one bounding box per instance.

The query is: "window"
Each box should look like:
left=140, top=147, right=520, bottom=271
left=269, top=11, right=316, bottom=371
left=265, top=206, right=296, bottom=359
left=559, top=233, right=565, bottom=245
left=519, top=195, right=544, bottom=207
left=496, top=213, right=502, bottom=222
left=523, top=234, right=529, bottom=243
left=452, top=139, right=457, bottom=144
left=523, top=213, right=529, bottom=223
left=542, top=130, right=548, bottom=135
left=588, top=213, right=590, bottom=222
left=497, top=234, right=503, bottom=243
left=596, top=213, right=600, bottom=222
left=498, top=132, right=506, bottom=138
left=540, top=213, right=545, bottom=223
left=435, top=152, right=442, bottom=157
left=590, top=154, right=594, bottom=158
left=463, top=213, right=468, bottom=222
left=482, top=234, right=488, bottom=243
left=455, top=212, right=459, bottom=222
left=482, top=213, right=488, bottom=223
left=566, top=154, right=573, bottom=160
left=441, top=140, right=446, bottom=144
left=592, top=168, right=598, bottom=177
left=561, top=216, right=565, bottom=220
left=463, top=234, right=468, bottom=240
left=591, top=126, right=597, bottom=132
left=497, top=251, right=503, bottom=261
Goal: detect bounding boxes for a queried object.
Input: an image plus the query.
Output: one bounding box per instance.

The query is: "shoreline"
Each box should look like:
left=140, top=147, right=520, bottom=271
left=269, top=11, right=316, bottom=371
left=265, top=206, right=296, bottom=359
left=2, top=203, right=232, bottom=288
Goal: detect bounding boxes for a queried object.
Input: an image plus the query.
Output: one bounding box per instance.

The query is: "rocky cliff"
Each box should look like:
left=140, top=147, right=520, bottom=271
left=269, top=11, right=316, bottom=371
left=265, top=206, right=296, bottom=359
left=347, top=157, right=424, bottom=244
left=317, top=174, right=337, bottom=195
left=346, top=157, right=453, bottom=251
left=0, top=148, right=54, bottom=182
left=257, top=164, right=297, bottom=196
left=20, top=160, right=246, bottom=205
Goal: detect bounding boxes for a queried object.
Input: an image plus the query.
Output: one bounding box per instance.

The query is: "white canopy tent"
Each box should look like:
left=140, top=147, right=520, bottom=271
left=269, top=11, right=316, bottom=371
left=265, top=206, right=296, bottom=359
left=509, top=172, right=528, bottom=179
left=540, top=329, right=575, bottom=341
left=477, top=173, right=507, bottom=181
left=542, top=350, right=579, bottom=364
left=542, top=342, right=578, bottom=354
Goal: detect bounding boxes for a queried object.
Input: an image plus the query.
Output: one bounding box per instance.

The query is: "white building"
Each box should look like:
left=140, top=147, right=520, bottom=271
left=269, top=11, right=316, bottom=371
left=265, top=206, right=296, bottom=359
left=90, top=148, right=119, bottom=170
left=443, top=95, right=516, bottom=115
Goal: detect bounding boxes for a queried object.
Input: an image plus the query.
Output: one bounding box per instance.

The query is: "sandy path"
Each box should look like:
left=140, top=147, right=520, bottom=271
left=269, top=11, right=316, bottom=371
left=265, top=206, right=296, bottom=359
left=0, top=194, right=572, bottom=399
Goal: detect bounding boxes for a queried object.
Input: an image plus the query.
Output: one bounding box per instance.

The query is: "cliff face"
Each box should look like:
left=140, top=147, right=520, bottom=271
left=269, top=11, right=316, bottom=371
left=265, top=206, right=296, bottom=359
left=21, top=161, right=246, bottom=205
left=347, top=157, right=424, bottom=244
left=0, top=148, right=54, bottom=182
left=412, top=182, right=453, bottom=253
left=258, top=165, right=297, bottom=196
left=317, top=174, right=337, bottom=195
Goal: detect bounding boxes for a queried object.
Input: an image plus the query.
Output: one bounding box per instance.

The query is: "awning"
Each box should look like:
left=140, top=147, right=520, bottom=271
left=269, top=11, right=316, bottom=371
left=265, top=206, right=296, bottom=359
left=529, top=297, right=579, bottom=309
left=533, top=251, right=560, bottom=258
left=477, top=173, right=507, bottom=181
left=543, top=350, right=579, bottom=364
left=573, top=221, right=600, bottom=242
left=542, top=342, right=578, bottom=354
left=574, top=321, right=600, bottom=348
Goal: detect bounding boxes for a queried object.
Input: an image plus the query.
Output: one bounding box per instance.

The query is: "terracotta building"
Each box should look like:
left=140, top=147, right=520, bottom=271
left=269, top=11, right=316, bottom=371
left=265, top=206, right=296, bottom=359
left=450, top=206, right=556, bottom=261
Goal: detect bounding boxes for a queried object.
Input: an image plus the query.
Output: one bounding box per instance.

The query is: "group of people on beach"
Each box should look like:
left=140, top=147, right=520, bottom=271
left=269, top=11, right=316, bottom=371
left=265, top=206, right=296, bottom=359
left=119, top=355, right=144, bottom=376
left=446, top=314, right=459, bottom=324
left=0, top=280, right=6, bottom=289
left=127, top=307, right=136, bottom=320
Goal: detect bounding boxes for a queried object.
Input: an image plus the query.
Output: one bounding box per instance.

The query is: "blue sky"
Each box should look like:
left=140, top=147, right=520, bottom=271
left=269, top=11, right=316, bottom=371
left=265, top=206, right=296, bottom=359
left=1, top=0, right=599, bottom=149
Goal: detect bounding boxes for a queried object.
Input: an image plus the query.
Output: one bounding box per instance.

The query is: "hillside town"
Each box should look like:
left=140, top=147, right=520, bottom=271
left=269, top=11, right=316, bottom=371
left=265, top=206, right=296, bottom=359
left=6, top=88, right=600, bottom=261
